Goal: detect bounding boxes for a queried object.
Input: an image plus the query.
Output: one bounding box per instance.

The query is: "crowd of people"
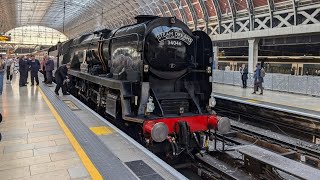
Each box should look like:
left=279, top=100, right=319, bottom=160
left=0, top=54, right=70, bottom=96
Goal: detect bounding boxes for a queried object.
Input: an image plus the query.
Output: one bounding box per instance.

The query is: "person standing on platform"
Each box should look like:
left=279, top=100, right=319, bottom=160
left=25, top=55, right=31, bottom=84
left=5, top=55, right=14, bottom=84
left=290, top=68, right=295, bottom=75
left=19, top=56, right=28, bottom=87
left=13, top=57, right=19, bottom=73
left=45, top=56, right=54, bottom=85
left=29, top=55, right=40, bottom=86
left=40, top=56, right=47, bottom=83
left=225, top=65, right=231, bottom=71
left=0, top=56, right=5, bottom=95
left=8, top=58, right=14, bottom=83
left=54, top=63, right=71, bottom=96
left=305, top=70, right=309, bottom=76
left=252, top=63, right=264, bottom=95
left=240, top=64, right=248, bottom=88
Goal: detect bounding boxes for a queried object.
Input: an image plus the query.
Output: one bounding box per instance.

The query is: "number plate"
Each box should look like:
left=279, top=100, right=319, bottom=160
left=166, top=40, right=182, bottom=46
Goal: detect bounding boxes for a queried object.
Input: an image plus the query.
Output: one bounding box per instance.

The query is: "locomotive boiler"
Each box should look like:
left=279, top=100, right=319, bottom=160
left=57, top=15, right=230, bottom=157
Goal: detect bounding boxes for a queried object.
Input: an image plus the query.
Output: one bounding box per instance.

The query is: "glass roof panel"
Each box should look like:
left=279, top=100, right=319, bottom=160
left=6, top=25, right=68, bottom=45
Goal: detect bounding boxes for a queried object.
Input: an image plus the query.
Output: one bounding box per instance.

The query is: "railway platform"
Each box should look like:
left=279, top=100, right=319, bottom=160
left=212, top=83, right=320, bottom=120
left=0, top=77, right=185, bottom=180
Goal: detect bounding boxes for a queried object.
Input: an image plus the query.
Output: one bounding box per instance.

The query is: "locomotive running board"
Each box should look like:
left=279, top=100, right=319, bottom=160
left=69, top=69, right=134, bottom=119
left=69, top=69, right=132, bottom=90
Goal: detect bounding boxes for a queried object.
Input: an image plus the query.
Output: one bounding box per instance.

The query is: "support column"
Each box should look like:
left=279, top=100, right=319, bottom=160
left=213, top=46, right=219, bottom=70
left=248, top=38, right=259, bottom=73
left=211, top=46, right=219, bottom=109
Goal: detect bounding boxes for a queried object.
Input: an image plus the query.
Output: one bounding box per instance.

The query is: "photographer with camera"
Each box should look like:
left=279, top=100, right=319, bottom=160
left=54, top=63, right=71, bottom=96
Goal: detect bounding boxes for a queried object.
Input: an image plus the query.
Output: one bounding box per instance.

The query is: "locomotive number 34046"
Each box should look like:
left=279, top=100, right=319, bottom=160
left=167, top=40, right=182, bottom=46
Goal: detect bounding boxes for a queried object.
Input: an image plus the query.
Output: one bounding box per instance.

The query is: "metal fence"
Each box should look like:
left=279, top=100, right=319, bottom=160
left=212, top=70, right=320, bottom=97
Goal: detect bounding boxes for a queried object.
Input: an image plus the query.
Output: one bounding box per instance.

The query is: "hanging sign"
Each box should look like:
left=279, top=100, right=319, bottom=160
left=0, top=35, right=11, bottom=42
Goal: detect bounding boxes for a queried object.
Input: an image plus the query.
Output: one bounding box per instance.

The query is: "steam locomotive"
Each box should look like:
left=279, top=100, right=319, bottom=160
left=56, top=15, right=230, bottom=157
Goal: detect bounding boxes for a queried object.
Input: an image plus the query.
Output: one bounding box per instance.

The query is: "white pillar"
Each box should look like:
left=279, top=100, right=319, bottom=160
left=213, top=46, right=219, bottom=69
left=210, top=47, right=218, bottom=109
left=248, top=38, right=259, bottom=73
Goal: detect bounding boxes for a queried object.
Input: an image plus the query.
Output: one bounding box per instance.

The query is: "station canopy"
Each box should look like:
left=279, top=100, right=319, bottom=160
left=0, top=0, right=292, bottom=39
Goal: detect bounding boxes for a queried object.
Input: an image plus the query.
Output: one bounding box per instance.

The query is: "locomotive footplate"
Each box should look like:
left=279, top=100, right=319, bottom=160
left=69, top=69, right=132, bottom=90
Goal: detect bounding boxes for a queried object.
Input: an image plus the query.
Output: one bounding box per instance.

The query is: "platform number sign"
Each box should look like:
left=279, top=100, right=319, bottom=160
left=156, top=29, right=193, bottom=46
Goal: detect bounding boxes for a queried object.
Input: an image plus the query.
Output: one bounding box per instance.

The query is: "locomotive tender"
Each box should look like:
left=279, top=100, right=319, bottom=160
left=57, top=15, right=230, bottom=157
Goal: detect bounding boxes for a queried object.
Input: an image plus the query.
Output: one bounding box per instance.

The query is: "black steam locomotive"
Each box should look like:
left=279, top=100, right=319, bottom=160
left=56, top=15, right=230, bottom=157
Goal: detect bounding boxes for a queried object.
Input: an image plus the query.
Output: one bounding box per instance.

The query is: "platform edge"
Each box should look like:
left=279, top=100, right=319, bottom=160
left=38, top=87, right=103, bottom=180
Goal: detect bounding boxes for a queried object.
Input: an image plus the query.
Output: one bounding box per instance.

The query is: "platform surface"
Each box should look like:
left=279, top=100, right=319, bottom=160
left=0, top=78, right=89, bottom=179
left=0, top=75, right=184, bottom=180
left=212, top=83, right=320, bottom=119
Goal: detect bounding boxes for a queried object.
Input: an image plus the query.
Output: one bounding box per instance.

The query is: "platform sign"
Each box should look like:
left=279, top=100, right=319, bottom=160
left=0, top=35, right=11, bottom=42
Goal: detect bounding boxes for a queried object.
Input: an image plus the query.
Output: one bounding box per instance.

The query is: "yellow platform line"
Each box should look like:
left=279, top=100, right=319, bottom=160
left=38, top=87, right=103, bottom=180
left=246, top=99, right=259, bottom=103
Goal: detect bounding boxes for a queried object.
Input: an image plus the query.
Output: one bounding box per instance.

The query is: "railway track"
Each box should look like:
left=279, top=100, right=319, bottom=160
left=230, top=120, right=320, bottom=158
left=180, top=120, right=320, bottom=180
left=213, top=97, right=320, bottom=143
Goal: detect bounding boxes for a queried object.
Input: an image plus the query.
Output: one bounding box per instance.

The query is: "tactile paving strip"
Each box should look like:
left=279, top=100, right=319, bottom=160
left=125, top=160, right=164, bottom=180
left=39, top=84, right=137, bottom=180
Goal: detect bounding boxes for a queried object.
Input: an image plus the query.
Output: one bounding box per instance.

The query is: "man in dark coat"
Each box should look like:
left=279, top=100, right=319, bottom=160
left=240, top=64, right=248, bottom=88
left=19, top=56, right=28, bottom=87
left=26, top=55, right=31, bottom=83
left=54, top=63, right=70, bottom=95
left=44, top=55, right=54, bottom=85
left=252, top=63, right=264, bottom=95
left=29, top=55, right=40, bottom=86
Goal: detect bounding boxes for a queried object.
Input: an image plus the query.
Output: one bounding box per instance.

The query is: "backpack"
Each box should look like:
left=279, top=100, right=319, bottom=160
left=260, top=68, right=266, bottom=78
